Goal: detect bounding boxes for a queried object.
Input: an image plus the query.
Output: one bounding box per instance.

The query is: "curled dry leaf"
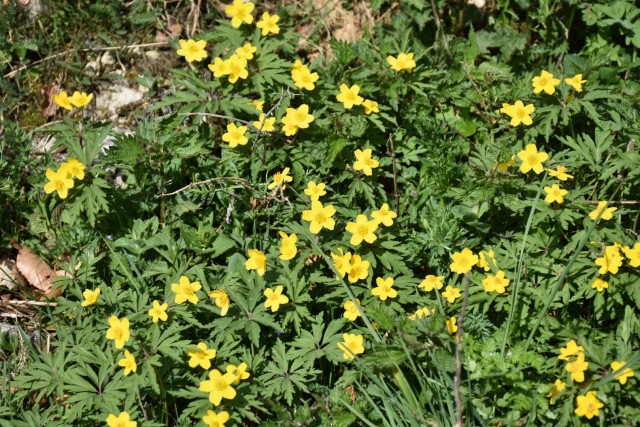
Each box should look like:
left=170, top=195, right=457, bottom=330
left=0, top=258, right=26, bottom=290
left=11, top=241, right=63, bottom=297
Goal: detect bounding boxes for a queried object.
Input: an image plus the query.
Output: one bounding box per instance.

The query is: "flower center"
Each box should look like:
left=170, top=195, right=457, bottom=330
left=356, top=224, right=369, bottom=236
left=526, top=153, right=538, bottom=164
left=314, top=212, right=326, bottom=224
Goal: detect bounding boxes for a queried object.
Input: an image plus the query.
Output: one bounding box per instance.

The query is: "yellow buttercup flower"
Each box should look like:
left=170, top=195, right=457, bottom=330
left=302, top=201, right=336, bottom=234
left=565, top=353, right=589, bottom=382
left=558, top=339, right=584, bottom=360
left=565, top=74, right=587, bottom=92
left=336, top=84, right=364, bottom=109
left=441, top=285, right=461, bottom=303
left=208, top=289, right=231, bottom=316
left=202, top=410, right=230, bottom=427
left=253, top=114, right=276, bottom=132
left=69, top=91, right=93, bottom=108
left=544, top=184, right=569, bottom=204
left=235, top=42, right=256, bottom=60
left=249, top=99, right=264, bottom=111
left=199, top=369, right=237, bottom=406
left=226, top=54, right=249, bottom=83
left=371, top=276, right=397, bottom=301
left=352, top=148, right=379, bottom=176
left=245, top=249, right=267, bottom=276
left=532, top=70, right=561, bottom=95
left=267, top=167, right=293, bottom=191
left=546, top=379, right=566, bottom=399
left=387, top=52, right=416, bottom=72
left=44, top=167, right=75, bottom=199
left=418, top=275, right=444, bottom=292
left=409, top=307, right=432, bottom=320
left=447, top=317, right=458, bottom=335
left=595, top=245, right=624, bottom=275
left=208, top=57, right=231, bottom=78
left=347, top=254, right=370, bottom=283
left=264, top=285, right=289, bottom=312
left=476, top=249, right=496, bottom=271
left=622, top=243, right=640, bottom=267
left=481, top=270, right=510, bottom=294
left=331, top=248, right=352, bottom=279
left=591, top=278, right=608, bottom=292
left=338, top=333, right=364, bottom=360
left=117, top=350, right=137, bottom=376
left=171, top=276, right=202, bottom=305
left=106, top=412, right=137, bottom=427
left=176, top=39, right=208, bottom=62
left=226, top=362, right=250, bottom=384
left=517, top=144, right=548, bottom=174
left=61, top=158, right=86, bottom=180
left=547, top=166, right=573, bottom=181
left=81, top=288, right=100, bottom=306
left=450, top=248, right=479, bottom=275
left=304, top=181, right=326, bottom=201
left=222, top=122, right=248, bottom=148
left=588, top=201, right=617, bottom=221
left=187, top=342, right=217, bottom=370
left=610, top=361, right=635, bottom=385
left=361, top=99, right=379, bottom=115
left=53, top=91, right=73, bottom=110
left=281, top=104, right=314, bottom=136
left=224, top=0, right=254, bottom=28
left=278, top=231, right=298, bottom=261
left=345, top=214, right=379, bottom=245
left=575, top=391, right=603, bottom=419
left=148, top=300, right=169, bottom=323
left=256, top=12, right=280, bottom=36
left=106, top=316, right=130, bottom=349
left=371, top=203, right=397, bottom=227
left=291, top=60, right=319, bottom=91
left=507, top=100, right=535, bottom=126
left=343, top=299, right=362, bottom=321
left=494, top=155, right=515, bottom=171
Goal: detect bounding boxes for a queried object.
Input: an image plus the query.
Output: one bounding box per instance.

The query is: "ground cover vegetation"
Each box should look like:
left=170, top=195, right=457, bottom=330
left=1, top=0, right=640, bottom=425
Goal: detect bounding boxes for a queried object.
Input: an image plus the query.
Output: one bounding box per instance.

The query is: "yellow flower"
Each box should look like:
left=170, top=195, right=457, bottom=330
left=476, top=249, right=496, bottom=271
left=117, top=350, right=137, bottom=376
left=418, top=275, right=444, bottom=292
left=222, top=122, right=248, bottom=148
left=347, top=254, right=370, bottom=283
left=302, top=201, right=336, bottom=234
left=595, top=245, right=624, bottom=275
left=278, top=231, right=298, bottom=261
left=250, top=99, right=264, bottom=111
left=208, top=57, right=231, bottom=78
left=176, top=39, right=208, bottom=62
left=544, top=184, right=569, bottom=204
left=267, top=167, right=293, bottom=191
left=565, top=74, right=587, bottom=92
left=494, top=155, right=515, bottom=172
left=203, top=410, right=230, bottom=427
left=106, top=412, right=137, bottom=427
left=507, top=100, right=535, bottom=126
left=450, top=248, right=479, bottom=275
left=235, top=42, right=256, bottom=60
left=345, top=214, right=379, bottom=245
left=499, top=102, right=514, bottom=115
left=253, top=113, right=276, bottom=132
left=281, top=104, right=314, bottom=136
left=546, top=379, right=566, bottom=399
left=199, top=369, right=237, bottom=406
left=591, top=278, right=608, bottom=292
left=44, top=167, right=75, bottom=199
left=336, top=84, right=364, bottom=109
left=304, top=181, right=326, bottom=201
left=361, top=99, right=379, bottom=115
left=589, top=201, right=617, bottom=221
left=208, top=289, right=231, bottom=316
left=224, top=0, right=254, bottom=28
left=245, top=249, right=267, bottom=276
left=81, top=288, right=100, bottom=306
left=482, top=270, right=510, bottom=294
left=387, top=52, right=416, bottom=72
left=256, top=12, right=280, bottom=36
left=172, top=276, right=202, bottom=304
left=371, top=203, right=397, bottom=227
left=291, top=61, right=319, bottom=91
left=331, top=248, right=352, bottom=278
left=338, top=333, right=364, bottom=360
left=264, top=286, right=289, bottom=312
left=106, top=316, right=130, bottom=349
left=532, top=70, right=561, bottom=95
left=53, top=91, right=73, bottom=110
left=517, top=144, right=548, bottom=174
left=610, top=361, right=635, bottom=385
left=69, top=91, right=94, bottom=108
left=61, top=158, right=86, bottom=180
left=226, top=54, right=249, bottom=83
left=441, top=285, right=461, bottom=303
left=226, top=362, right=250, bottom=384
left=575, top=391, right=603, bottom=419
left=409, top=307, right=432, bottom=320
left=343, top=299, right=362, bottom=321
left=558, top=339, right=584, bottom=360
left=187, top=342, right=217, bottom=370
left=447, top=317, right=458, bottom=335
left=352, top=148, right=379, bottom=176
left=371, top=277, right=397, bottom=301
left=622, top=243, right=640, bottom=267
left=148, top=300, right=168, bottom=323
left=565, top=353, right=589, bottom=382
left=547, top=166, right=573, bottom=181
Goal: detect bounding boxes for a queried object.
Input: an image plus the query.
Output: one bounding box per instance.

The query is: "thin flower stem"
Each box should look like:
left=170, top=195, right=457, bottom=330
left=454, top=271, right=471, bottom=426
left=158, top=176, right=255, bottom=197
